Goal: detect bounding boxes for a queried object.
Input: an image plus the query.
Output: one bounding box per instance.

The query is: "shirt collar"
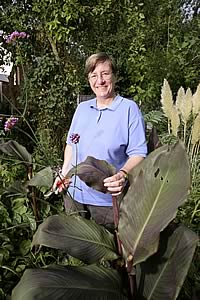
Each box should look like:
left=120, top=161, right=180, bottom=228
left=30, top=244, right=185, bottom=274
left=90, top=95, right=123, bottom=111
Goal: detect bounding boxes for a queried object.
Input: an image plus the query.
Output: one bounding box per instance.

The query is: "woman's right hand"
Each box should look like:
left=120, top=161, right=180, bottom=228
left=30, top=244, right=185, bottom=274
left=52, top=174, right=71, bottom=193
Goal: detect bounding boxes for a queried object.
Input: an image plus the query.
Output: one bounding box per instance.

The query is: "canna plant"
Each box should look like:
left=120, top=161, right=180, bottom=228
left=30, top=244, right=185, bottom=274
left=3, top=139, right=197, bottom=300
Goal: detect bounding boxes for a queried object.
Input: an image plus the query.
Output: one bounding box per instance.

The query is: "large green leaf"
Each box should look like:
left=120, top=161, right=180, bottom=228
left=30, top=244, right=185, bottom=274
left=118, top=142, right=190, bottom=265
left=0, top=140, right=32, bottom=166
left=67, top=156, right=116, bottom=193
left=32, top=215, right=118, bottom=263
left=5, top=181, right=27, bottom=197
left=12, top=265, right=128, bottom=300
left=27, top=167, right=53, bottom=188
left=136, top=224, right=198, bottom=300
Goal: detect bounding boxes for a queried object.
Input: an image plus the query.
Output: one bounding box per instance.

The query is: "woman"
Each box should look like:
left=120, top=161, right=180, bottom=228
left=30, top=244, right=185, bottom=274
left=54, top=52, right=147, bottom=229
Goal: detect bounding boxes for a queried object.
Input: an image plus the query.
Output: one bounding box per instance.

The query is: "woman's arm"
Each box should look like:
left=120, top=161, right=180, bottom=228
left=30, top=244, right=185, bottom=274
left=52, top=144, right=73, bottom=192
left=61, top=144, right=73, bottom=176
left=119, top=155, right=144, bottom=174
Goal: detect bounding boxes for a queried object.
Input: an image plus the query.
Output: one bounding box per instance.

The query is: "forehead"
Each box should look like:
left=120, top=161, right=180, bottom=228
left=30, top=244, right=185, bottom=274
left=91, top=60, right=112, bottom=73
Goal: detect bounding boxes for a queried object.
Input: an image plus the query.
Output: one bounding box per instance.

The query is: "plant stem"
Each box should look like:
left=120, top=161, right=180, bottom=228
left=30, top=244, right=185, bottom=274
left=127, top=259, right=137, bottom=300
left=112, top=196, right=122, bottom=255
left=28, top=165, right=40, bottom=222
left=73, top=144, right=78, bottom=200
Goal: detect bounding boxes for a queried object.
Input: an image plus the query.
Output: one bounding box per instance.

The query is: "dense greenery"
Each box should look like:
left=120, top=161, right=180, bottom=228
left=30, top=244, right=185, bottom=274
left=1, top=141, right=198, bottom=300
left=1, top=0, right=199, bottom=134
left=0, top=0, right=199, bottom=299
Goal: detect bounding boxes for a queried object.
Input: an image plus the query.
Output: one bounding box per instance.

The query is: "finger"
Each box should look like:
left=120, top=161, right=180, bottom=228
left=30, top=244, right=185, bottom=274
left=104, top=178, right=125, bottom=187
left=104, top=171, right=125, bottom=182
left=58, top=186, right=64, bottom=192
left=111, top=191, right=122, bottom=196
left=106, top=185, right=124, bottom=193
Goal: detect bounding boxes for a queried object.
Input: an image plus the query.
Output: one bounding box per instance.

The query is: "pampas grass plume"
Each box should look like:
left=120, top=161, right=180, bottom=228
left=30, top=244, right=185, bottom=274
left=171, top=105, right=180, bottom=136
left=180, top=88, right=192, bottom=124
left=161, top=79, right=173, bottom=120
left=192, top=83, right=200, bottom=116
left=191, top=113, right=200, bottom=145
left=176, top=86, right=185, bottom=114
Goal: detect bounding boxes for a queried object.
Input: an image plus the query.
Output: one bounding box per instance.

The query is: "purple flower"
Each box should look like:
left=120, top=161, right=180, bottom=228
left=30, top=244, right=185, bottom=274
left=5, top=31, right=30, bottom=44
left=19, top=32, right=27, bottom=38
left=4, top=117, right=18, bottom=132
left=70, top=133, right=80, bottom=144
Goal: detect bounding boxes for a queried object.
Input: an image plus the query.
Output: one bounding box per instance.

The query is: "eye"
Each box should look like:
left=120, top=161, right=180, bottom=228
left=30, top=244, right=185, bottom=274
left=90, top=74, right=97, bottom=79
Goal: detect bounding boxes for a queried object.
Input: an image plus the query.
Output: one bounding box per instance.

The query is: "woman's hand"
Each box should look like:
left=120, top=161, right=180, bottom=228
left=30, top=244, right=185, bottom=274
left=52, top=174, right=71, bottom=194
left=103, top=170, right=128, bottom=196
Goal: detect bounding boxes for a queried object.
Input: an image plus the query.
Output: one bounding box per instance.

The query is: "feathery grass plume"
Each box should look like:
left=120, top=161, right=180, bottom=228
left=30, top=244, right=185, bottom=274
left=179, top=88, right=192, bottom=143
left=190, top=113, right=200, bottom=180
left=161, top=79, right=174, bottom=134
left=180, top=88, right=192, bottom=124
left=171, top=105, right=180, bottom=137
left=175, top=86, right=185, bottom=114
left=191, top=113, right=200, bottom=145
left=192, top=83, right=200, bottom=117
left=161, top=79, right=174, bottom=120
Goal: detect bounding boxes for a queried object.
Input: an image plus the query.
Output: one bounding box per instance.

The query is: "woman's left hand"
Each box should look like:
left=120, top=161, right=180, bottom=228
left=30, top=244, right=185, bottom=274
left=104, top=171, right=127, bottom=196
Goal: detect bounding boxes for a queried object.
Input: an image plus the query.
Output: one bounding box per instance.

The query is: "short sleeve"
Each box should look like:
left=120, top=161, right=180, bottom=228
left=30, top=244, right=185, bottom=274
left=126, top=103, right=147, bottom=157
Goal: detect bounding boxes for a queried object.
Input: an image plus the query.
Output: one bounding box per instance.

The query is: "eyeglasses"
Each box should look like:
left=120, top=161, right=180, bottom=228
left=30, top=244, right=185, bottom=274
left=89, top=72, right=113, bottom=82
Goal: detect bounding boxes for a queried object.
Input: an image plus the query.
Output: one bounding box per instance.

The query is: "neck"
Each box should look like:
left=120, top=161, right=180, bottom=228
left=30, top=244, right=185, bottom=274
left=96, top=94, right=116, bottom=108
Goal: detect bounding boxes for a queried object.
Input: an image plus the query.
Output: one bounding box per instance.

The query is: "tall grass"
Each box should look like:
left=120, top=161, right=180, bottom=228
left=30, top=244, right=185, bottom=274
left=161, top=80, right=200, bottom=223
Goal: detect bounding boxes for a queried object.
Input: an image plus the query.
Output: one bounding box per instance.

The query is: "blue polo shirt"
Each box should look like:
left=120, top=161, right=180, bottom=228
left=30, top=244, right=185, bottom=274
left=66, top=95, right=147, bottom=206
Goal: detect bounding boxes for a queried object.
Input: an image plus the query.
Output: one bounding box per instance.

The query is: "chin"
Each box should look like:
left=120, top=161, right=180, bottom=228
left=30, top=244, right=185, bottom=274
left=98, top=94, right=109, bottom=99
left=96, top=91, right=113, bottom=99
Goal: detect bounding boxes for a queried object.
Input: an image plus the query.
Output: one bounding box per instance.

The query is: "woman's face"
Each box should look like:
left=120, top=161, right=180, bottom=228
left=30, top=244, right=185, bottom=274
left=88, top=61, right=116, bottom=101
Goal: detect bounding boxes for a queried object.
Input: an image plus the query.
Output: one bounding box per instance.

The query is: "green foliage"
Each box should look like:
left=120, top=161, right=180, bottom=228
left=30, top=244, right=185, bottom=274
left=1, top=0, right=199, bottom=118
left=31, top=215, right=118, bottom=264
left=12, top=265, right=129, bottom=300
left=136, top=225, right=198, bottom=300
left=0, top=139, right=65, bottom=298
left=0, top=140, right=32, bottom=166
left=10, top=142, right=198, bottom=299
left=118, top=142, right=191, bottom=265
left=0, top=194, right=36, bottom=296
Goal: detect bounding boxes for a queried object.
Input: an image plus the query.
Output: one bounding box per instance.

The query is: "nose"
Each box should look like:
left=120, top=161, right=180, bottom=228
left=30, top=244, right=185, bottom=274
left=96, top=75, right=105, bottom=84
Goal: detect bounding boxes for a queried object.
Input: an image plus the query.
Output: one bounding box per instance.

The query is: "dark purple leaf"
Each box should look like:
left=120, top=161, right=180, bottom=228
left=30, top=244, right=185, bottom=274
left=68, top=156, right=116, bottom=193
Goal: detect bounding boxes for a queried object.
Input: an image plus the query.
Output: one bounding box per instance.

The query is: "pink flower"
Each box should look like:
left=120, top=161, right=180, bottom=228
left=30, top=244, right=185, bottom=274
left=4, top=117, right=18, bottom=132
left=5, top=31, right=30, bottom=44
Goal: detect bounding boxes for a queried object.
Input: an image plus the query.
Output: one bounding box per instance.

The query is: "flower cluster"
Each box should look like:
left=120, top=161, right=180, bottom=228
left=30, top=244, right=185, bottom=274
left=4, top=116, right=18, bottom=132
left=5, top=31, right=30, bottom=44
left=70, top=133, right=80, bottom=144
